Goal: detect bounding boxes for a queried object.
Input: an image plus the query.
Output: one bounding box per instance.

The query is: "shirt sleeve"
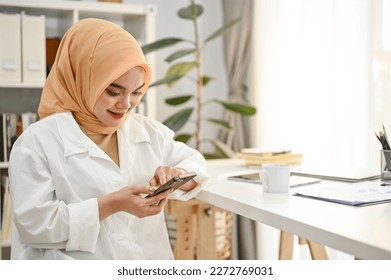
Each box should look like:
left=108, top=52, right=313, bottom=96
left=9, top=129, right=100, bottom=253
left=157, top=123, right=209, bottom=201
left=66, top=198, right=100, bottom=252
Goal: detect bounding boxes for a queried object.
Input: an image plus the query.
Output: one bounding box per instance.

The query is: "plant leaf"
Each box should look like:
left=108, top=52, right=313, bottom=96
left=202, top=153, right=223, bottom=160
left=206, top=118, right=232, bottom=130
left=178, top=3, right=203, bottom=20
left=204, top=18, right=241, bottom=43
left=214, top=100, right=257, bottom=116
left=142, top=38, right=184, bottom=54
left=166, top=62, right=197, bottom=87
left=175, top=133, right=193, bottom=143
left=202, top=76, right=214, bottom=86
left=163, top=108, right=193, bottom=131
left=165, top=49, right=196, bottom=63
left=212, top=139, right=236, bottom=158
left=166, top=95, right=193, bottom=106
left=150, top=75, right=182, bottom=87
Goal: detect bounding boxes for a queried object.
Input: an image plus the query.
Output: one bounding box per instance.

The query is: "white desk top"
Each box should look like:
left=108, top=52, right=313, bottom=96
left=196, top=159, right=391, bottom=260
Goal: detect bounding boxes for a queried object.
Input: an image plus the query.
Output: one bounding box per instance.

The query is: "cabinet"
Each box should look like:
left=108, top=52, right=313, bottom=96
left=0, top=0, right=157, bottom=259
left=0, top=0, right=157, bottom=116
left=0, top=161, right=10, bottom=260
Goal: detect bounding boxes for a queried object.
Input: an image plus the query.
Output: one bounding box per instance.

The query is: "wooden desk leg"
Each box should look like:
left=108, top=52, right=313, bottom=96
left=307, top=240, right=328, bottom=260
left=173, top=215, right=196, bottom=259
left=196, top=204, right=217, bottom=260
left=279, top=231, right=294, bottom=260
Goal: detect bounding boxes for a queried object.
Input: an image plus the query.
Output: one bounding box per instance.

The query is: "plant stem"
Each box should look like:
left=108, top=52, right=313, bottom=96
left=193, top=2, right=203, bottom=151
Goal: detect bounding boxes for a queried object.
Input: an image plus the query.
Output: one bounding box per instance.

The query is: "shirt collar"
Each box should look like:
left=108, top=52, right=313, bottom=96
left=55, top=112, right=151, bottom=158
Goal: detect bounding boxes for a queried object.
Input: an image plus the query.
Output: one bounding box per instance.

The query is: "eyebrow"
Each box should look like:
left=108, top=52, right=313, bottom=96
left=109, top=82, right=145, bottom=92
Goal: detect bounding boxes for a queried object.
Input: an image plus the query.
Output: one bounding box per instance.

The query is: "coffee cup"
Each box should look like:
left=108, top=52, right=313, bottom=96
left=260, top=164, right=290, bottom=193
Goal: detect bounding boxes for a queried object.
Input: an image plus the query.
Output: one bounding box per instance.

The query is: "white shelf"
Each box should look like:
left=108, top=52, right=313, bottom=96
left=0, top=83, right=44, bottom=88
left=0, top=0, right=157, bottom=118
left=0, top=0, right=157, bottom=260
left=0, top=0, right=149, bottom=15
left=0, top=239, right=11, bottom=247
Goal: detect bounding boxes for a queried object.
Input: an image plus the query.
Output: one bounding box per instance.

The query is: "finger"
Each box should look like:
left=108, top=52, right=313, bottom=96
left=149, top=197, right=168, bottom=209
left=149, top=177, right=158, bottom=187
left=155, top=166, right=167, bottom=185
left=131, top=185, right=156, bottom=195
left=145, top=189, right=171, bottom=205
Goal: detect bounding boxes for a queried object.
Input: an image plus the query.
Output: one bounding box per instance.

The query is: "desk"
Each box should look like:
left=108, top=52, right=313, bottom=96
left=196, top=159, right=391, bottom=260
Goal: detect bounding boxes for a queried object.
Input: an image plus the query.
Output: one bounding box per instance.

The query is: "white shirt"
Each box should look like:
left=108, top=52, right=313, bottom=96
left=8, top=112, right=208, bottom=259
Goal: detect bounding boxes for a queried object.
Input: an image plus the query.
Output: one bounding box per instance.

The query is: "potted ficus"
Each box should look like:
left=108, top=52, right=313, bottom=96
left=142, top=0, right=256, bottom=159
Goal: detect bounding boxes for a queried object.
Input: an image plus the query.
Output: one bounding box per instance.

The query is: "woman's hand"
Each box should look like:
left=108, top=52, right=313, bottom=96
left=149, top=166, right=197, bottom=192
left=98, top=185, right=170, bottom=220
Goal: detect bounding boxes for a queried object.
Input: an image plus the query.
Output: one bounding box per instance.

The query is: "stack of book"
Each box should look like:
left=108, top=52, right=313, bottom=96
left=237, top=148, right=303, bottom=166
left=1, top=175, right=11, bottom=242
left=1, top=112, right=37, bottom=163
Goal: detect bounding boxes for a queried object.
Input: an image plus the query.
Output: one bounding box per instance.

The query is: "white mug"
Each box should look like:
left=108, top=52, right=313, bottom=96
left=261, top=164, right=290, bottom=193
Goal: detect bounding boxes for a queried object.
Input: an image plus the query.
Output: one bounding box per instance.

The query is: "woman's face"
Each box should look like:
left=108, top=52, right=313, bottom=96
left=94, top=67, right=146, bottom=128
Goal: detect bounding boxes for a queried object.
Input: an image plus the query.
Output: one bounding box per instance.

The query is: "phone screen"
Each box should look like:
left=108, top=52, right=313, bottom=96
left=145, top=172, right=197, bottom=198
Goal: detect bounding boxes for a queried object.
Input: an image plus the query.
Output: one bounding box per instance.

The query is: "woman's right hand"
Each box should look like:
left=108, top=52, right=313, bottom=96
left=98, top=185, right=171, bottom=220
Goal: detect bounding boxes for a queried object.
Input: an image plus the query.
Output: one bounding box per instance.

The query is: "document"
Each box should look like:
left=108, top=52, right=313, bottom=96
left=295, top=181, right=391, bottom=206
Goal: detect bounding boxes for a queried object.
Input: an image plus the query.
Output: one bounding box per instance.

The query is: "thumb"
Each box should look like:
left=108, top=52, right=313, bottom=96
left=149, top=177, right=158, bottom=187
left=131, top=185, right=157, bottom=195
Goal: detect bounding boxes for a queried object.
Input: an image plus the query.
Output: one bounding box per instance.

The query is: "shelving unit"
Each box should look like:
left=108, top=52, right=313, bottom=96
left=0, top=162, right=9, bottom=260
left=0, top=0, right=157, bottom=117
left=0, top=0, right=157, bottom=260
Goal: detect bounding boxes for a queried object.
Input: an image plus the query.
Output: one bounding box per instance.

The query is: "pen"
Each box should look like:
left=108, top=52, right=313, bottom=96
left=383, top=124, right=390, bottom=148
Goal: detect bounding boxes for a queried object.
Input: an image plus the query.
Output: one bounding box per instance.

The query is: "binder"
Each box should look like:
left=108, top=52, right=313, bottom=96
left=0, top=13, right=22, bottom=84
left=21, top=13, right=46, bottom=84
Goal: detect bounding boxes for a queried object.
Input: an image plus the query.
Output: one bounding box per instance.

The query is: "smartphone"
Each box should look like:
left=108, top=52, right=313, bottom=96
left=145, top=172, right=197, bottom=198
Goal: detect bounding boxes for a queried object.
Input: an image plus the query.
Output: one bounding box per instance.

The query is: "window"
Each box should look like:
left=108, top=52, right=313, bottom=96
left=251, top=0, right=391, bottom=178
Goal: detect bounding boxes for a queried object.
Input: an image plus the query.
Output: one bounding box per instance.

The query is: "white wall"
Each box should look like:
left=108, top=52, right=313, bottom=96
left=124, top=0, right=228, bottom=152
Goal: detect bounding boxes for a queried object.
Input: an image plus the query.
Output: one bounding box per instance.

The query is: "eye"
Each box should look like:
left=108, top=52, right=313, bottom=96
left=132, top=91, right=143, bottom=97
left=106, top=89, right=120, bottom=97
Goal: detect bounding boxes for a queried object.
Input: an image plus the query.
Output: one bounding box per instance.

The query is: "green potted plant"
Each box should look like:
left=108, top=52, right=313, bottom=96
left=142, top=0, right=256, bottom=158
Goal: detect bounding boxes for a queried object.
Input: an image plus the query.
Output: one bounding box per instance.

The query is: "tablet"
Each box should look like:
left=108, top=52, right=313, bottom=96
left=145, top=172, right=197, bottom=198
left=228, top=172, right=321, bottom=187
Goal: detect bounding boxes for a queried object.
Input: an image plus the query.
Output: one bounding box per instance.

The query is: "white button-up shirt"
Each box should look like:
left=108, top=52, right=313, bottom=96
left=9, top=112, right=208, bottom=259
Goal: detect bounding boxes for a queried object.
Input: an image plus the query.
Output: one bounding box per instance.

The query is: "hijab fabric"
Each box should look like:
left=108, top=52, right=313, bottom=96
left=38, top=18, right=151, bottom=134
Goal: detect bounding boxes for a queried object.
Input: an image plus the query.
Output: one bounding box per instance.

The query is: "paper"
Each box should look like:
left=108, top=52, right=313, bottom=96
left=295, top=181, right=391, bottom=206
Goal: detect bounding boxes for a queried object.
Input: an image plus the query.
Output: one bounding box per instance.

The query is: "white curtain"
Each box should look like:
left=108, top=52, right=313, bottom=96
left=252, top=0, right=391, bottom=259
left=220, top=0, right=257, bottom=260
left=252, top=0, right=391, bottom=179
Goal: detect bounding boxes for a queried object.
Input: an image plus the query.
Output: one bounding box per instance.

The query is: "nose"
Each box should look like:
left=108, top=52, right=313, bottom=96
left=116, top=93, right=131, bottom=110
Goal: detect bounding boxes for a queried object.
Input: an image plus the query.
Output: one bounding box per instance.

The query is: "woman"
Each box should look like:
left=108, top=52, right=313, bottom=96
left=8, top=19, right=208, bottom=260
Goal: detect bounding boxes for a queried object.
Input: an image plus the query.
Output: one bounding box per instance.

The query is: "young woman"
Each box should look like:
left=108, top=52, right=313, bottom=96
left=8, top=18, right=208, bottom=260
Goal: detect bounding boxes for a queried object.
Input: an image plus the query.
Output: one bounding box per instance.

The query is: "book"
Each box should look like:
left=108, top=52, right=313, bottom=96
left=0, top=114, right=4, bottom=162
left=0, top=113, right=20, bottom=163
left=239, top=147, right=292, bottom=157
left=1, top=175, right=11, bottom=241
left=237, top=147, right=303, bottom=166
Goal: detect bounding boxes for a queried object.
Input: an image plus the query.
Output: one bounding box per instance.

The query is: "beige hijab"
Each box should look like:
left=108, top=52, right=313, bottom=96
left=38, top=18, right=151, bottom=134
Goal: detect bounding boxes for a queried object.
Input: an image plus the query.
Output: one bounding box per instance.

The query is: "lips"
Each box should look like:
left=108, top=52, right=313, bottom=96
left=108, top=110, right=125, bottom=119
